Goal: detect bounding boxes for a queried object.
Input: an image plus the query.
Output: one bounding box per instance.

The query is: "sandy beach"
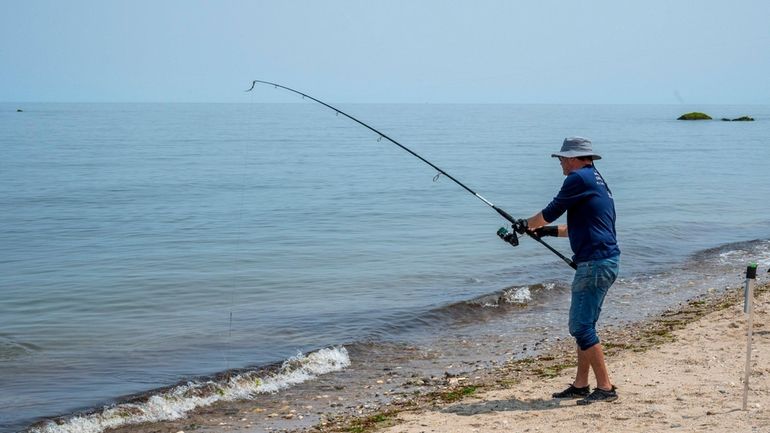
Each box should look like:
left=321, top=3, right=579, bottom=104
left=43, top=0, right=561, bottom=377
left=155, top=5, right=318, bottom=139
left=376, top=287, right=770, bottom=433
left=79, top=281, right=769, bottom=433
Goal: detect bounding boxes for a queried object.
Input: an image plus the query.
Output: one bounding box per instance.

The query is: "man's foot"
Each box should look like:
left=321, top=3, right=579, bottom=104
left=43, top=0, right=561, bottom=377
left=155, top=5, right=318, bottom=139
left=576, top=385, right=618, bottom=405
left=552, top=383, right=590, bottom=399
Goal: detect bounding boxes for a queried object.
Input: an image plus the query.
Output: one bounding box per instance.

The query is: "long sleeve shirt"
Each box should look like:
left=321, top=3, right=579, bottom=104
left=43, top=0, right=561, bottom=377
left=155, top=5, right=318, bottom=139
left=541, top=165, right=620, bottom=263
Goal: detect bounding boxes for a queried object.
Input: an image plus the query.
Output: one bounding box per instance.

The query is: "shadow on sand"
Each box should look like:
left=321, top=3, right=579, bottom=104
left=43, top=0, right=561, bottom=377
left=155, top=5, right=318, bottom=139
left=442, top=397, right=570, bottom=416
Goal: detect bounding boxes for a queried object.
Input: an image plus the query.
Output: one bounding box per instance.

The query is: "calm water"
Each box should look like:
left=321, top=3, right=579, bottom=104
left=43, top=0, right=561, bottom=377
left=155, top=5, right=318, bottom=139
left=1, top=103, right=769, bottom=432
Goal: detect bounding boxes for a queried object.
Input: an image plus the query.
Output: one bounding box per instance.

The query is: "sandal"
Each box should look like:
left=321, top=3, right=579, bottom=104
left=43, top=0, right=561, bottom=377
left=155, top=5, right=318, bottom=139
left=552, top=383, right=590, bottom=399
left=576, top=385, right=618, bottom=405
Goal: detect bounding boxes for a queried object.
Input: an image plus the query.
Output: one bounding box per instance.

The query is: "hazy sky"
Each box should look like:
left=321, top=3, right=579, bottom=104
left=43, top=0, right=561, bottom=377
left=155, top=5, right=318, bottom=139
left=2, top=1, right=769, bottom=103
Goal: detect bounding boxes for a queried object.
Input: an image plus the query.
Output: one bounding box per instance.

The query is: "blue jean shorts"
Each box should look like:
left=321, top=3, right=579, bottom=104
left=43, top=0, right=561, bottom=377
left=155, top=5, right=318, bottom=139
left=568, top=255, right=620, bottom=350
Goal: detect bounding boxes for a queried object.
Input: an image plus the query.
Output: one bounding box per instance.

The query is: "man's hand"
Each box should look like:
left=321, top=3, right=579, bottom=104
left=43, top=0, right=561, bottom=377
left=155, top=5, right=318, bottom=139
left=513, top=219, right=528, bottom=234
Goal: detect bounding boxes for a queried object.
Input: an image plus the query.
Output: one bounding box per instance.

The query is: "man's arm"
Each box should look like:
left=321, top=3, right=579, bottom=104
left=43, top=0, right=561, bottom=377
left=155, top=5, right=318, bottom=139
left=526, top=212, right=568, bottom=237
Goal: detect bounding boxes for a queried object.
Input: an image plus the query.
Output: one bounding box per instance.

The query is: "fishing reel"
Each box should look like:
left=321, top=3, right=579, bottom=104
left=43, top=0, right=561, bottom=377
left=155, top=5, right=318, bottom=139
left=497, top=227, right=519, bottom=247
left=497, top=219, right=529, bottom=247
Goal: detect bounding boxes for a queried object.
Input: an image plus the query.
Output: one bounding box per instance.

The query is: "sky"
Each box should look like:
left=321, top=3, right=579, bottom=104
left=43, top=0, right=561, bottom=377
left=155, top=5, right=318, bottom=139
left=1, top=0, right=769, bottom=104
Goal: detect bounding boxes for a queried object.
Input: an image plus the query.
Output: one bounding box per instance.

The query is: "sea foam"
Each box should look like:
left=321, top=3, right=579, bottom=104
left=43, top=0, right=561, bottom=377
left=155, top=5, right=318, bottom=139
left=501, top=286, right=532, bottom=305
left=29, top=346, right=350, bottom=433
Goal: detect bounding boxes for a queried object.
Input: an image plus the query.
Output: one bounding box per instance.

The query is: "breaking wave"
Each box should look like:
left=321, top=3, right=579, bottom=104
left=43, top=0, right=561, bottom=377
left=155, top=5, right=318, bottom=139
left=29, top=346, right=350, bottom=433
left=465, top=282, right=560, bottom=308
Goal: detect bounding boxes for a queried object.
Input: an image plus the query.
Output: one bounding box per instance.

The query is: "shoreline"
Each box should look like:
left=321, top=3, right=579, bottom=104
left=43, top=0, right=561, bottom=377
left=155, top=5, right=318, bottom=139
left=336, top=282, right=770, bottom=433
left=64, top=280, right=767, bottom=433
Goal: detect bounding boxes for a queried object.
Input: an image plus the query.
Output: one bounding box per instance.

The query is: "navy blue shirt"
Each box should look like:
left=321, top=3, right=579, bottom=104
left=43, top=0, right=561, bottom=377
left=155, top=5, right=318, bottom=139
left=541, top=165, right=620, bottom=263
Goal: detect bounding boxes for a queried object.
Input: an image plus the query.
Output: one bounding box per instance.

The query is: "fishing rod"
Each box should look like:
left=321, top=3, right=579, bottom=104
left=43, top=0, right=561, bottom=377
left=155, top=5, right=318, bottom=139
left=246, top=80, right=576, bottom=270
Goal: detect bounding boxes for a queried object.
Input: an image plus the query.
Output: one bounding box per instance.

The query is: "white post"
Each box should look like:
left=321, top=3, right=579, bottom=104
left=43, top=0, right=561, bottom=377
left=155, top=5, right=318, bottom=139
left=742, top=263, right=757, bottom=411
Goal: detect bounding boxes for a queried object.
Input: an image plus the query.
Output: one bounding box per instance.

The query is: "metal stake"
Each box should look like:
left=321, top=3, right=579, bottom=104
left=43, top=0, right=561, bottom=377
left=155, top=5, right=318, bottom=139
left=742, top=263, right=757, bottom=411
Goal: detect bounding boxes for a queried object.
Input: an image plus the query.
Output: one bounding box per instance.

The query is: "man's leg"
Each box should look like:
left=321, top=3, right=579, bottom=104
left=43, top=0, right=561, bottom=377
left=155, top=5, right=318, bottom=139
left=552, top=347, right=592, bottom=399
left=575, top=342, right=618, bottom=404
left=581, top=343, right=611, bottom=390
left=573, top=346, right=590, bottom=388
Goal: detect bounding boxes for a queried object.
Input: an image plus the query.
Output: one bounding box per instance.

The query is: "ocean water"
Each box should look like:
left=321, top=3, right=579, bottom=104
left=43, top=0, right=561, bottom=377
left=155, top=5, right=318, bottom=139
left=1, top=102, right=769, bottom=432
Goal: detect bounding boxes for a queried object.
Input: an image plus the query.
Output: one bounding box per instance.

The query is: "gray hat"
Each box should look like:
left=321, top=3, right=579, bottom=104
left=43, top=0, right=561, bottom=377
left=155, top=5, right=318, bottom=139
left=551, top=136, right=601, bottom=160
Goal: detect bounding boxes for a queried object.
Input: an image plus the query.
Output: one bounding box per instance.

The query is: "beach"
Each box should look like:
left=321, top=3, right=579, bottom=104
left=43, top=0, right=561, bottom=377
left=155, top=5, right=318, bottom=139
left=7, top=103, right=770, bottom=433
left=68, top=281, right=767, bottom=433
left=376, top=286, right=770, bottom=433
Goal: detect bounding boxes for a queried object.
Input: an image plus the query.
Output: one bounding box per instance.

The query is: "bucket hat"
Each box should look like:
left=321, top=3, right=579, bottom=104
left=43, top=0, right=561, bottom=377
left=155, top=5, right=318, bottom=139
left=551, top=137, right=601, bottom=160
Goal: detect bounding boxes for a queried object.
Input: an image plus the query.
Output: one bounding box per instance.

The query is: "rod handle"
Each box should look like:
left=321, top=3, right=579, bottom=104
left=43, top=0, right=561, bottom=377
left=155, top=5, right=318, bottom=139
left=493, top=206, right=515, bottom=224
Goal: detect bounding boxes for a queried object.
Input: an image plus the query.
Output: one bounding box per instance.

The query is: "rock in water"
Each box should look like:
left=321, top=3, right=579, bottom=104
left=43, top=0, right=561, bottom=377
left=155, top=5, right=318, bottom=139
left=677, top=112, right=712, bottom=120
left=720, top=115, right=755, bottom=121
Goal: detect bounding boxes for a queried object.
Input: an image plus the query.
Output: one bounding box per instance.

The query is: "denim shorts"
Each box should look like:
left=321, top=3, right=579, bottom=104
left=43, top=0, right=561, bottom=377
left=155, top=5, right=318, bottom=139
left=568, top=255, right=620, bottom=350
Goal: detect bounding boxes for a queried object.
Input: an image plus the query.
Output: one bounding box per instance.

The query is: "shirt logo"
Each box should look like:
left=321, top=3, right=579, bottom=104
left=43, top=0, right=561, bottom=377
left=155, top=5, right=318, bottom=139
left=593, top=170, right=613, bottom=198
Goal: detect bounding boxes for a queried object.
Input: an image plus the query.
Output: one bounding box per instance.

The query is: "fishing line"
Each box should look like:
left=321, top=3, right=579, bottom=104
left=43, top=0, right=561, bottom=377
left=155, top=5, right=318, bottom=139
left=223, top=92, right=256, bottom=379
left=246, top=80, right=576, bottom=270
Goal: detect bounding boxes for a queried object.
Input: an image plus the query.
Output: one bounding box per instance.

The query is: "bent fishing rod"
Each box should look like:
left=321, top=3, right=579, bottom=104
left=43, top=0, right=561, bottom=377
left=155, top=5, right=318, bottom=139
left=246, top=80, right=576, bottom=270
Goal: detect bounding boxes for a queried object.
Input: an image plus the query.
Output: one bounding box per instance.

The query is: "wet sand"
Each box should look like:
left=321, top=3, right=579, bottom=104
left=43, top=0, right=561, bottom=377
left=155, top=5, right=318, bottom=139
left=377, top=286, right=770, bottom=433
left=91, top=281, right=769, bottom=433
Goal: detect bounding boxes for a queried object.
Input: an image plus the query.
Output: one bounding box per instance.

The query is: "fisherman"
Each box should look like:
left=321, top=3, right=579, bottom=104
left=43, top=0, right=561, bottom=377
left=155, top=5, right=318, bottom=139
left=515, top=136, right=620, bottom=405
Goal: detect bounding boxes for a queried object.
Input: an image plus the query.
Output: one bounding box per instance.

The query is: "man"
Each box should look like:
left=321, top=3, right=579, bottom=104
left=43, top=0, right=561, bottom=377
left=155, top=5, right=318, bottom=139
left=516, top=136, right=620, bottom=405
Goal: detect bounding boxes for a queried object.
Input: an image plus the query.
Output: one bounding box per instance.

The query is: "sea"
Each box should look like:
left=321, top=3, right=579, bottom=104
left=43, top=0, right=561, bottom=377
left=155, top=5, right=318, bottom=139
left=1, top=102, right=769, bottom=433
